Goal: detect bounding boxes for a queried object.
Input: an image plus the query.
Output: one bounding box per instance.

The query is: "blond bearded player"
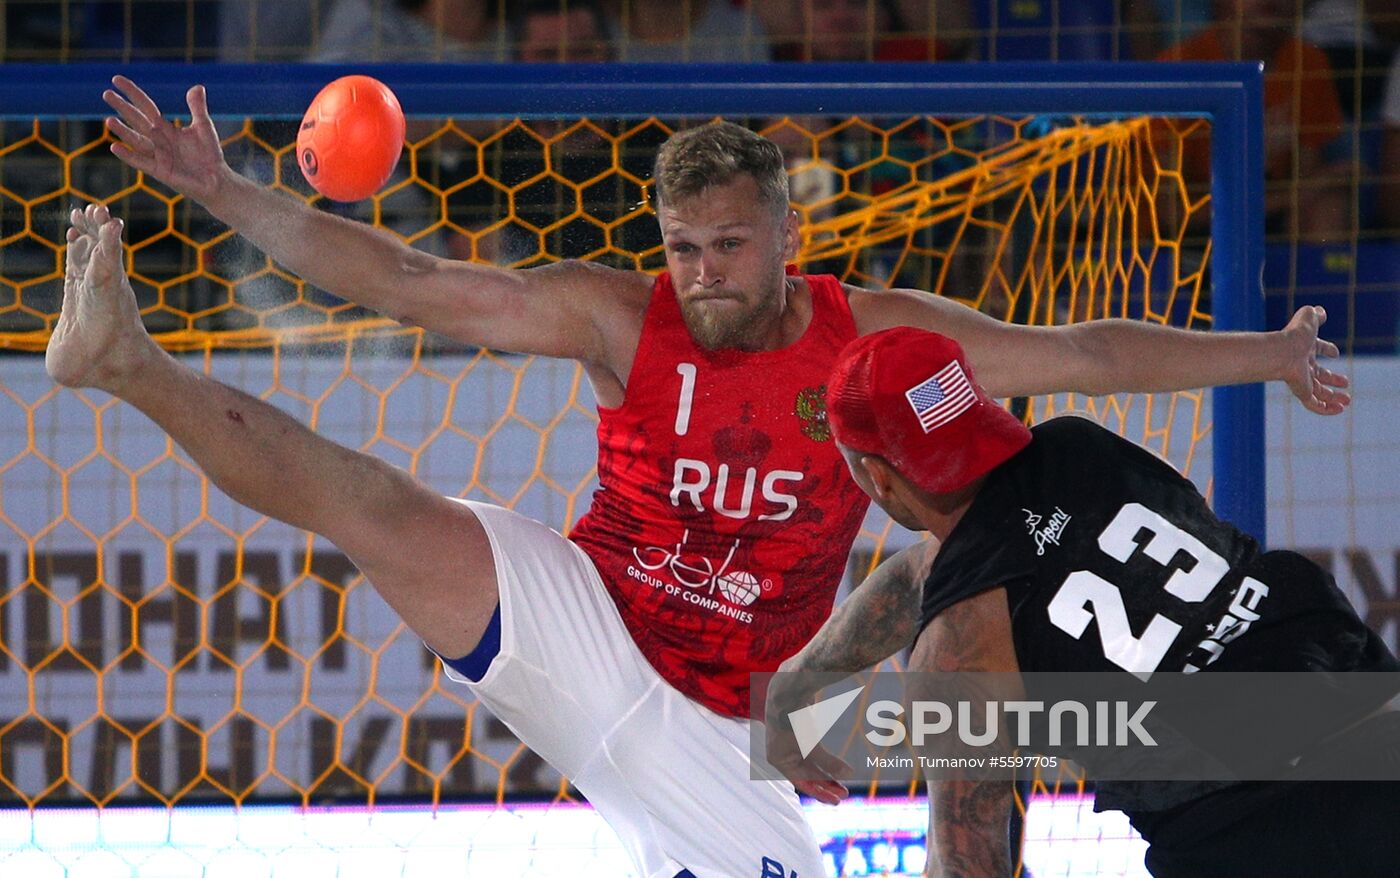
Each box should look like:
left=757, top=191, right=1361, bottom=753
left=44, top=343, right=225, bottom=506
left=48, top=76, right=1349, bottom=876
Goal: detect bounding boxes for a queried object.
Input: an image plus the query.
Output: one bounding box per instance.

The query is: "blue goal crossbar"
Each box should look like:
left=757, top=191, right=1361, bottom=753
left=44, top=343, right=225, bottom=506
left=1, top=61, right=1267, bottom=541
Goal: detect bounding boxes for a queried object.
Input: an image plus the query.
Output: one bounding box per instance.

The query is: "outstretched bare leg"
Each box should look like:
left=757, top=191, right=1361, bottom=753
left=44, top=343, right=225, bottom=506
left=47, top=203, right=497, bottom=659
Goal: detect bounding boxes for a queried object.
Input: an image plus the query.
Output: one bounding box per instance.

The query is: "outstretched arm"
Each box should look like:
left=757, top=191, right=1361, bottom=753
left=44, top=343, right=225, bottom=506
left=102, top=76, right=646, bottom=364
left=850, top=286, right=1350, bottom=415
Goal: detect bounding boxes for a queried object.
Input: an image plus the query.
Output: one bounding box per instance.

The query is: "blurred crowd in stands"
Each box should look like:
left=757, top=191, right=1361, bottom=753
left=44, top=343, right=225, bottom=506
left=3, top=1, right=1396, bottom=236
left=1, top=1, right=1397, bottom=346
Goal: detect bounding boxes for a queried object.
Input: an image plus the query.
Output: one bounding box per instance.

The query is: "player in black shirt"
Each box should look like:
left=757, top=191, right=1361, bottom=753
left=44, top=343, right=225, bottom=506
left=765, top=326, right=1400, bottom=878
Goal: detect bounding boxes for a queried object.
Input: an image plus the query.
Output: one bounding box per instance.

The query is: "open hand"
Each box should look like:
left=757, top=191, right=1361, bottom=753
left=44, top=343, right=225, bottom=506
left=103, top=75, right=229, bottom=203
left=769, top=737, right=854, bottom=806
left=1281, top=306, right=1350, bottom=415
left=762, top=674, right=854, bottom=806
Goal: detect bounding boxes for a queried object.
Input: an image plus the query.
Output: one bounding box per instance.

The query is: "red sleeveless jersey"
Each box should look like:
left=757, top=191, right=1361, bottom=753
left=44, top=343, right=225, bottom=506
left=568, top=272, right=871, bottom=717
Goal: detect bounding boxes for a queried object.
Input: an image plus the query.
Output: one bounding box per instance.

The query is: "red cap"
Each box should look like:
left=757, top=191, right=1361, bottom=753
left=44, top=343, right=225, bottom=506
left=828, top=327, right=1032, bottom=494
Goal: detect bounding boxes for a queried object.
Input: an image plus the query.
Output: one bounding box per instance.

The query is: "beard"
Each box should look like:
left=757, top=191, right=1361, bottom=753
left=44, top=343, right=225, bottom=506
left=678, top=291, right=782, bottom=352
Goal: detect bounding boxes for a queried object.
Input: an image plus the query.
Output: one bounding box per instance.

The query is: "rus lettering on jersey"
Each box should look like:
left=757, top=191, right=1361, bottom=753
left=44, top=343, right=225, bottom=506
left=669, top=458, right=804, bottom=521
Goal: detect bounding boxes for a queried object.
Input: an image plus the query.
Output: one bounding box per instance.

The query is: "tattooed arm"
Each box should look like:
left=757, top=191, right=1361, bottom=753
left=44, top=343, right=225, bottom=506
left=778, top=539, right=940, bottom=676
left=764, top=540, right=941, bottom=804
left=910, top=587, right=1023, bottom=878
left=927, top=780, right=1016, bottom=878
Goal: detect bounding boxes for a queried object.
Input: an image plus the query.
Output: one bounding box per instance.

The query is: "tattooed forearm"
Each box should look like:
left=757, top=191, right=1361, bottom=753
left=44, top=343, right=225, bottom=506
left=928, top=780, right=1014, bottom=878
left=914, top=588, right=1022, bottom=877
left=783, top=541, right=937, bottom=675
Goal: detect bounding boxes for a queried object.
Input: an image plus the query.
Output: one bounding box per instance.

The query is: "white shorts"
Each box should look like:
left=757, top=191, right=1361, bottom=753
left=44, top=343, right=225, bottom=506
left=440, top=501, right=826, bottom=878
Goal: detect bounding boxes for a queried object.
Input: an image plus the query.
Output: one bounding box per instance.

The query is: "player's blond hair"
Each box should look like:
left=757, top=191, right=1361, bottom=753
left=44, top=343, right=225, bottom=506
left=652, top=121, right=789, bottom=216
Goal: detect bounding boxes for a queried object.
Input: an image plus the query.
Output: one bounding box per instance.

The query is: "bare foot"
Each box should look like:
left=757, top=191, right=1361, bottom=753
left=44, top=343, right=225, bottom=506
left=45, top=203, right=160, bottom=393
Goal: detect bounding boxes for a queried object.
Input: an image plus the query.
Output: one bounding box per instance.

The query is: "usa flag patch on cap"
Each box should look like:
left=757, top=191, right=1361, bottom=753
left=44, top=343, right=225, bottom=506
left=905, top=360, right=976, bottom=432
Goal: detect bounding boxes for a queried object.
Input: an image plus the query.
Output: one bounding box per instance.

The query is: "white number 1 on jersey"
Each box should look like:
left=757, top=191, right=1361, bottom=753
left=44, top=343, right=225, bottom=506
left=674, top=363, right=697, bottom=437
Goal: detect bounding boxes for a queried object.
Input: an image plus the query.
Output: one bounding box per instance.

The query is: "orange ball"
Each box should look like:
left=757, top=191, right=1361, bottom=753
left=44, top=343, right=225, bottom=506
left=297, top=75, right=405, bottom=202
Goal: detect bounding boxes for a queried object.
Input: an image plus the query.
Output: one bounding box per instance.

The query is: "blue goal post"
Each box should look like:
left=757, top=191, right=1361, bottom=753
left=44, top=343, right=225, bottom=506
left=2, top=60, right=1267, bottom=541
